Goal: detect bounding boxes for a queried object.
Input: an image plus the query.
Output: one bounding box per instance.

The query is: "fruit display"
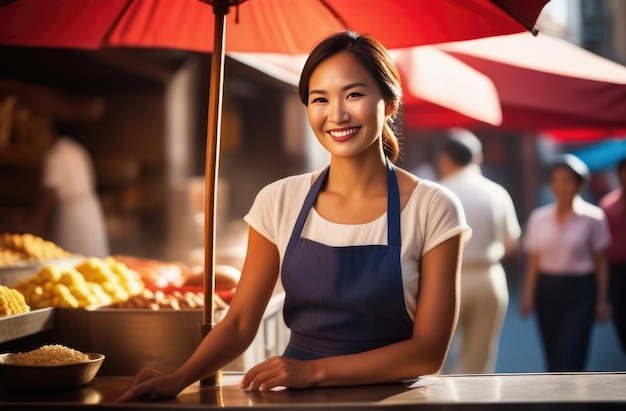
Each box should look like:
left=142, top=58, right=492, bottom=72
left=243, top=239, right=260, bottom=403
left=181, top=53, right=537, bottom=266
left=0, top=284, right=30, bottom=317
left=12, top=257, right=144, bottom=309
left=0, top=233, right=71, bottom=267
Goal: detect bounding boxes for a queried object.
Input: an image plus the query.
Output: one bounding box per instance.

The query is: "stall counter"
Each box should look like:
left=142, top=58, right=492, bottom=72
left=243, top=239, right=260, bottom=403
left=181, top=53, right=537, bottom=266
left=1, top=371, right=625, bottom=410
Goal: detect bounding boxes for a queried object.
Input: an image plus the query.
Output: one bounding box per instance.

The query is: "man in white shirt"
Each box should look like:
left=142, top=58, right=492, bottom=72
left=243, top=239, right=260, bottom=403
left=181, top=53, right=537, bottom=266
left=31, top=122, right=109, bottom=258
left=438, top=128, right=521, bottom=374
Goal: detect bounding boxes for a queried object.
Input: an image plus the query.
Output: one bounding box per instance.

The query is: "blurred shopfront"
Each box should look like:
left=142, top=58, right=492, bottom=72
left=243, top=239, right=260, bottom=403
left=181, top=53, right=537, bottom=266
left=0, top=46, right=320, bottom=269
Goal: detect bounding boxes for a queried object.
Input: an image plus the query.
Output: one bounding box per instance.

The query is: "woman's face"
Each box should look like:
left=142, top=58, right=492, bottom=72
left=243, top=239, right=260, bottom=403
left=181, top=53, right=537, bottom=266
left=550, top=166, right=581, bottom=204
left=306, top=51, right=389, bottom=159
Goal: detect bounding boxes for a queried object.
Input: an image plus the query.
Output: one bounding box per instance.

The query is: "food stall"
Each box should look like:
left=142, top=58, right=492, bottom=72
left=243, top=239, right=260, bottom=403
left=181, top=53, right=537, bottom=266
left=0, top=233, right=288, bottom=376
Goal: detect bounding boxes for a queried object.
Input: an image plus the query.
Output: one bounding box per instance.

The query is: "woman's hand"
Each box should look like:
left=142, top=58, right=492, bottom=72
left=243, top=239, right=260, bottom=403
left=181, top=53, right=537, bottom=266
left=520, top=254, right=539, bottom=318
left=239, top=356, right=320, bottom=391
left=519, top=292, right=534, bottom=318
left=115, top=367, right=185, bottom=402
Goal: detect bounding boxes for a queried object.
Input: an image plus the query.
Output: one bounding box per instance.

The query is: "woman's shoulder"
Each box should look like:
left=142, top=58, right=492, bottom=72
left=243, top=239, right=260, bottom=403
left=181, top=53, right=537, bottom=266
left=397, top=167, right=445, bottom=195
left=528, top=203, right=553, bottom=219
left=411, top=175, right=463, bottom=207
left=394, top=168, right=464, bottom=216
left=255, top=171, right=316, bottom=202
left=574, top=197, right=607, bottom=220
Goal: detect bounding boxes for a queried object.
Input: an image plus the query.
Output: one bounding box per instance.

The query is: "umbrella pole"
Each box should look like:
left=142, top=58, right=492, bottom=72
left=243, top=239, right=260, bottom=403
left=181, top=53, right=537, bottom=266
left=200, top=0, right=229, bottom=386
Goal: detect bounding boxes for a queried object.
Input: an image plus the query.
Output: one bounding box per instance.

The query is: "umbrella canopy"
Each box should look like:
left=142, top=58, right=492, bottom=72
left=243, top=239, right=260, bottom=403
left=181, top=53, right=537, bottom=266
left=231, top=31, right=626, bottom=141
left=0, top=0, right=549, bottom=52
left=399, top=32, right=626, bottom=140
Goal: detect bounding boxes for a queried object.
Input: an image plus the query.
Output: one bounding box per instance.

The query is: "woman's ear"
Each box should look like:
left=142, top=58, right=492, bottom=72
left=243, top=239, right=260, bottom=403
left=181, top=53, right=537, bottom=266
left=385, top=99, right=399, bottom=117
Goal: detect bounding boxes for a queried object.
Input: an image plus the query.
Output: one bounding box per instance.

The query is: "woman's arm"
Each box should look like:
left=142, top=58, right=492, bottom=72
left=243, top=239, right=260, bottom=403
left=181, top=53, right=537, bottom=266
left=593, top=250, right=610, bottom=321
left=240, top=234, right=463, bottom=391
left=520, top=253, right=539, bottom=317
left=116, top=227, right=280, bottom=401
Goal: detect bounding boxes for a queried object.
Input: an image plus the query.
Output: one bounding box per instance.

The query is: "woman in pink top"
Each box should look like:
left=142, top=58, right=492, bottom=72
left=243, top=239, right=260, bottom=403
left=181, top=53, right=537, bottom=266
left=600, top=157, right=626, bottom=354
left=521, top=154, right=611, bottom=372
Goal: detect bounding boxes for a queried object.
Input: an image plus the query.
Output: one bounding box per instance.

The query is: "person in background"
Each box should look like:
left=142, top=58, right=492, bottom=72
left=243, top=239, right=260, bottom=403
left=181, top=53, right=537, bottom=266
left=437, top=128, right=521, bottom=374
left=521, top=154, right=611, bottom=372
left=117, top=31, right=470, bottom=401
left=599, top=157, right=626, bottom=354
left=30, top=121, right=109, bottom=258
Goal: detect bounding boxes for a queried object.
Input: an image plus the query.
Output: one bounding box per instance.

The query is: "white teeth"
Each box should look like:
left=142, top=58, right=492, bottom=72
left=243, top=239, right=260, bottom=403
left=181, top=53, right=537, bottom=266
left=329, top=128, right=358, bottom=138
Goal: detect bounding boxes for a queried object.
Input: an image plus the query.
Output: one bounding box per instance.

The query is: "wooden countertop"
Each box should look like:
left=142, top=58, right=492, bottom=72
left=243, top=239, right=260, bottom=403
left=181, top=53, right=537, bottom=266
left=2, top=372, right=626, bottom=410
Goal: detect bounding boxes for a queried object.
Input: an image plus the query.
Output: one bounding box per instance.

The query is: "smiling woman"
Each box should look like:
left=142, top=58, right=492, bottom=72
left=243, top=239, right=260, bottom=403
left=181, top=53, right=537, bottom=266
left=116, top=31, right=471, bottom=402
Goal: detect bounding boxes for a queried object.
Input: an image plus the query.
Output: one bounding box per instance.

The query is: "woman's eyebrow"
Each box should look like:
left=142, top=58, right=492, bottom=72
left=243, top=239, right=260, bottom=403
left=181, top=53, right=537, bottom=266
left=309, top=82, right=369, bottom=97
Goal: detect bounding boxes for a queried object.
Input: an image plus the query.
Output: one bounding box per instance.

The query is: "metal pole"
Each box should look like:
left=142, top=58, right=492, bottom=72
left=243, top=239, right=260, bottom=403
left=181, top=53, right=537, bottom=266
left=200, top=0, right=229, bottom=386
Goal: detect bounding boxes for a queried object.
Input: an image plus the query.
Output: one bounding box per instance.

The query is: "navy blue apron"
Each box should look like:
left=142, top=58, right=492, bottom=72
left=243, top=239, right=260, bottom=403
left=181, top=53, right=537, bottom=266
left=281, top=159, right=414, bottom=360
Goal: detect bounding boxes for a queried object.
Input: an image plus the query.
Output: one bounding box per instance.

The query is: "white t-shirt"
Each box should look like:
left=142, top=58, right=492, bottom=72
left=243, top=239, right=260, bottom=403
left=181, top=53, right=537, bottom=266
left=524, top=196, right=611, bottom=275
left=440, top=168, right=521, bottom=266
left=244, top=171, right=470, bottom=319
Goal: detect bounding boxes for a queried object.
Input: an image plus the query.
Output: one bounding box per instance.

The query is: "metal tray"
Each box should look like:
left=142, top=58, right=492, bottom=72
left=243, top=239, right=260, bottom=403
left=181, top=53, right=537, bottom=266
left=0, top=308, right=55, bottom=344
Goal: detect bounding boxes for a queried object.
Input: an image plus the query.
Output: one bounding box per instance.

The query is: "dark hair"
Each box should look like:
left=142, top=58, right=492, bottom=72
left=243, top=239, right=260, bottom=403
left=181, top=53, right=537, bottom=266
left=550, top=154, right=590, bottom=185
left=617, top=157, right=626, bottom=173
left=298, top=31, right=402, bottom=162
left=441, top=138, right=473, bottom=166
left=440, top=129, right=483, bottom=166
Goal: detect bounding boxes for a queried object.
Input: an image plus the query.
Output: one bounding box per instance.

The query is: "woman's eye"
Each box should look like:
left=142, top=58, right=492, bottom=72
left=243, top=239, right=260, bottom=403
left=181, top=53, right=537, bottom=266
left=310, top=97, right=327, bottom=104
left=347, top=92, right=363, bottom=99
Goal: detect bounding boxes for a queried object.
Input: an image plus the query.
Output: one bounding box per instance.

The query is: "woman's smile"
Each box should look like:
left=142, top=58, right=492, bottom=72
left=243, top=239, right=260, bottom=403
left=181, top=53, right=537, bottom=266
left=329, top=127, right=361, bottom=142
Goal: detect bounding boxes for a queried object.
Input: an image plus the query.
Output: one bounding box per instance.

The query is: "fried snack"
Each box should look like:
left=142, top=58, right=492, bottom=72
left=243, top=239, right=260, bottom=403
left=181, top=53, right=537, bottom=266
left=109, top=288, right=229, bottom=311
left=13, top=257, right=145, bottom=309
left=0, top=284, right=30, bottom=317
left=0, top=233, right=70, bottom=266
left=4, top=344, right=89, bottom=366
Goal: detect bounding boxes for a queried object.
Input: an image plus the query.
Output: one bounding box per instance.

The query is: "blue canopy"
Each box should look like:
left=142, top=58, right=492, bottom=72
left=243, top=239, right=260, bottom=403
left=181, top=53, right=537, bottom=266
left=572, top=138, right=626, bottom=173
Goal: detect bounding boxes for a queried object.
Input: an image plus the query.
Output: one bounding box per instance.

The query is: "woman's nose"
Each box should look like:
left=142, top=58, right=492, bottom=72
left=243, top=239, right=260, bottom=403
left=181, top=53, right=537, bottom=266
left=328, top=100, right=349, bottom=123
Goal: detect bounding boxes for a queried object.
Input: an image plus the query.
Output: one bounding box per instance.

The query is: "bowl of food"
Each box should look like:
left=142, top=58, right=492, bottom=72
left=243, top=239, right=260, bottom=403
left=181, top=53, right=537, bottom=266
left=0, top=344, right=104, bottom=392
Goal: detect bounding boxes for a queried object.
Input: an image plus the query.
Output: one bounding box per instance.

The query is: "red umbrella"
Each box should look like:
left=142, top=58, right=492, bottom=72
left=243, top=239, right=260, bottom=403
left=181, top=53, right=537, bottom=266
left=233, top=30, right=626, bottom=142
left=0, top=0, right=550, bottom=382
left=398, top=32, right=626, bottom=140
left=0, top=0, right=549, bottom=52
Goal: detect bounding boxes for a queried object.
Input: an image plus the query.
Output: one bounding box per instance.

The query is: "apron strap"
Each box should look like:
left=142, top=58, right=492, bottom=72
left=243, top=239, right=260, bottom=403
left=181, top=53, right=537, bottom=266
left=288, top=166, right=329, bottom=242
left=386, top=158, right=401, bottom=247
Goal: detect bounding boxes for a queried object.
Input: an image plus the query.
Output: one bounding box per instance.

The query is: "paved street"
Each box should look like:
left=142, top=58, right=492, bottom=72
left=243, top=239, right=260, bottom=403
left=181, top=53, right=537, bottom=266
left=495, top=288, right=626, bottom=373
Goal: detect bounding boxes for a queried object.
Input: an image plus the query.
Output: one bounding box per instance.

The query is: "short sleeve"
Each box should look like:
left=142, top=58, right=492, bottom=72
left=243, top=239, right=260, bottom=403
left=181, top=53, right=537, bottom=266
left=420, top=184, right=471, bottom=256
left=591, top=210, right=612, bottom=252
left=523, top=211, right=540, bottom=254
left=243, top=182, right=280, bottom=245
left=243, top=173, right=313, bottom=251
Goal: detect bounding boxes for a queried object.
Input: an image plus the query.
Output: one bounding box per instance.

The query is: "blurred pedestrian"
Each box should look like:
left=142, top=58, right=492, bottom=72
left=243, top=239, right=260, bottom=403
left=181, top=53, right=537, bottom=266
left=600, top=157, right=626, bottom=354
left=521, top=154, right=611, bottom=372
left=30, top=121, right=109, bottom=257
left=438, top=128, right=521, bottom=374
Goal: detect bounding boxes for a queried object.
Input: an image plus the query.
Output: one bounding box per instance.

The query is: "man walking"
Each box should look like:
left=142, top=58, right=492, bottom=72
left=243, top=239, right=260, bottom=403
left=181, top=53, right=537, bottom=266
left=438, top=128, right=521, bottom=373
